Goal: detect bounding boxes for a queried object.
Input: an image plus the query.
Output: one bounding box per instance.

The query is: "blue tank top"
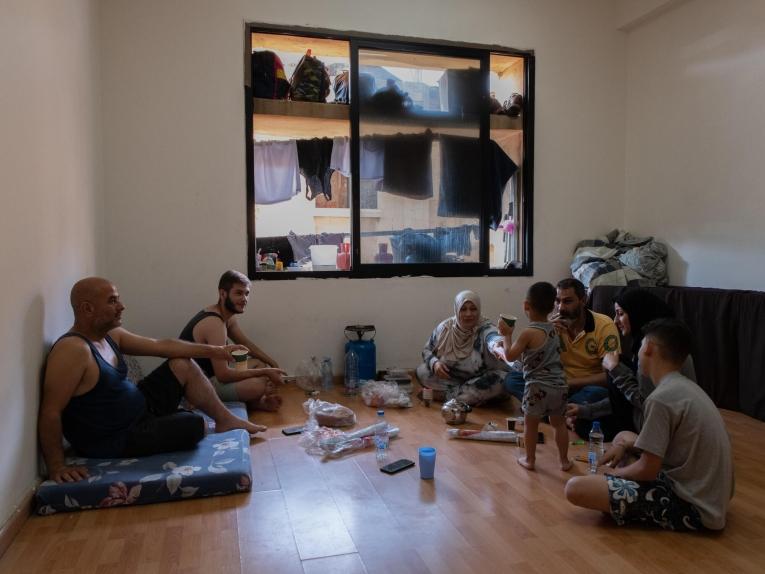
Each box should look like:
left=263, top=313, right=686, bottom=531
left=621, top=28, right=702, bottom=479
left=178, top=310, right=224, bottom=377
left=59, top=333, right=147, bottom=457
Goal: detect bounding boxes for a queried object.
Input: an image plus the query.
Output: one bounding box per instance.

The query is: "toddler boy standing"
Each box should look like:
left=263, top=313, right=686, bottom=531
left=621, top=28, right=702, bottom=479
left=498, top=282, right=572, bottom=471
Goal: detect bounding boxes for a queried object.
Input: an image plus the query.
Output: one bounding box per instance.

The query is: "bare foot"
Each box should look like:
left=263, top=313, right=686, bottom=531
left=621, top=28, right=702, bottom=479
left=517, top=456, right=535, bottom=471
left=560, top=459, right=574, bottom=471
left=215, top=415, right=267, bottom=435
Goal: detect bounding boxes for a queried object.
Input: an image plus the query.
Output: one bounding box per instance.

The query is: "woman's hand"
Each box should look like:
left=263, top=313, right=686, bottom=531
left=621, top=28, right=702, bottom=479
left=602, top=351, right=620, bottom=372
left=433, top=360, right=451, bottom=379
left=490, top=339, right=506, bottom=360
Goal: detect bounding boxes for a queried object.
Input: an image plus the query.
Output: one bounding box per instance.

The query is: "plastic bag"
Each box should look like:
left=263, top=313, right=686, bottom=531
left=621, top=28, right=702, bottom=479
left=299, top=421, right=399, bottom=457
left=302, top=397, right=356, bottom=428
left=295, top=357, right=321, bottom=394
left=360, top=380, right=412, bottom=408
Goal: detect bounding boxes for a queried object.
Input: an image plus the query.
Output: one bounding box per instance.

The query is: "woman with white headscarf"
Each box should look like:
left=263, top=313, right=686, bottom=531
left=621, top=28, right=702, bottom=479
left=415, top=290, right=508, bottom=406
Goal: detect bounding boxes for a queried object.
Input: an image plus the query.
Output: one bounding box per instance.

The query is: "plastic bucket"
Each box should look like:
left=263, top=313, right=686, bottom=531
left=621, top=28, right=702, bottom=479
left=310, top=244, right=338, bottom=267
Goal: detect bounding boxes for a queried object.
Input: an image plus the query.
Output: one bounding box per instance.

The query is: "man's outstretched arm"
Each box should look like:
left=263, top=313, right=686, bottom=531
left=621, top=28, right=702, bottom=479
left=110, top=328, right=244, bottom=361
left=39, top=340, right=90, bottom=483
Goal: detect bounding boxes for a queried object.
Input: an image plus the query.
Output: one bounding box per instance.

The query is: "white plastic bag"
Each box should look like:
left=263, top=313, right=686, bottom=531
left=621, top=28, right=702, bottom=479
left=302, top=397, right=356, bottom=427
left=299, top=421, right=400, bottom=457
left=360, top=380, right=412, bottom=408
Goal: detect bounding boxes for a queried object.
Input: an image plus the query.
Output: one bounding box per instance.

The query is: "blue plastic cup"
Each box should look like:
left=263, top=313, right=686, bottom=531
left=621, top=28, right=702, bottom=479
left=419, top=446, right=436, bottom=479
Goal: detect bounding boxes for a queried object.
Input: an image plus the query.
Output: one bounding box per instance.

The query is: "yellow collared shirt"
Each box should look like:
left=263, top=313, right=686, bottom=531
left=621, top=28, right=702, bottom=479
left=560, top=309, right=621, bottom=380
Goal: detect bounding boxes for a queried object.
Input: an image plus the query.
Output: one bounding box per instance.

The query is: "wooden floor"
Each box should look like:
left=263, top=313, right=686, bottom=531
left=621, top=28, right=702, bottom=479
left=2, top=384, right=765, bottom=574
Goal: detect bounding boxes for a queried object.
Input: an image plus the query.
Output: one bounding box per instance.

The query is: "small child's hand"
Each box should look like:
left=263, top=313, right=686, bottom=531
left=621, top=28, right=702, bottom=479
left=497, top=317, right=514, bottom=336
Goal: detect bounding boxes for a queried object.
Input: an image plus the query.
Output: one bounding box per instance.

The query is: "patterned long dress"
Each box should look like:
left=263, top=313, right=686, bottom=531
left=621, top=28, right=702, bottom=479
left=415, top=321, right=509, bottom=406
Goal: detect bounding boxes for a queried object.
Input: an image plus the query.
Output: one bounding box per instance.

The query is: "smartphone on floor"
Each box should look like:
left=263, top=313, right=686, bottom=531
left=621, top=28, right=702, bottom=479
left=281, top=426, right=304, bottom=436
left=380, top=459, right=415, bottom=475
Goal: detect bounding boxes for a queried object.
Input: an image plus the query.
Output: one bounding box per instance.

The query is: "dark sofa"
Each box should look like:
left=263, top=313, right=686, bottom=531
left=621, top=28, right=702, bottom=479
left=589, top=285, right=765, bottom=421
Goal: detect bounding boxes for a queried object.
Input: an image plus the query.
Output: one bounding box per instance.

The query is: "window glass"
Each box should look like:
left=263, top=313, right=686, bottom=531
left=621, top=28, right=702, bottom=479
left=251, top=33, right=351, bottom=272
left=489, top=53, right=525, bottom=270
left=357, top=49, right=482, bottom=265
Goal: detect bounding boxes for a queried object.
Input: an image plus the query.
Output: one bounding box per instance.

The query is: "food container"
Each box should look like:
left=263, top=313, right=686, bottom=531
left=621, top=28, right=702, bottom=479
left=309, top=244, right=338, bottom=268
left=441, top=399, right=472, bottom=425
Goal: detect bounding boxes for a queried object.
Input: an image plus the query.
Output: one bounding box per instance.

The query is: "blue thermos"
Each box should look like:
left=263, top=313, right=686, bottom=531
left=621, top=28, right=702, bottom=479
left=344, top=325, right=376, bottom=382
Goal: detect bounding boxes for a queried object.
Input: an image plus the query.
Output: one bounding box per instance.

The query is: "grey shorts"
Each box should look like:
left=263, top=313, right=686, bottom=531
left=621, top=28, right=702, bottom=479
left=521, top=382, right=567, bottom=417
left=210, top=376, right=240, bottom=402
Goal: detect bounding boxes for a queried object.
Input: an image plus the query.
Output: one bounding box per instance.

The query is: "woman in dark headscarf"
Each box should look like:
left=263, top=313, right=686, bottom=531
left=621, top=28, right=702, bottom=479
left=568, top=288, right=695, bottom=440
left=613, top=288, right=674, bottom=366
left=415, top=290, right=508, bottom=406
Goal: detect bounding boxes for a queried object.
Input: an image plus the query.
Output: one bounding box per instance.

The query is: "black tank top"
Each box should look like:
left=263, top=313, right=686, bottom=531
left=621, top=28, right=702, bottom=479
left=58, top=333, right=147, bottom=457
left=178, top=310, right=224, bottom=377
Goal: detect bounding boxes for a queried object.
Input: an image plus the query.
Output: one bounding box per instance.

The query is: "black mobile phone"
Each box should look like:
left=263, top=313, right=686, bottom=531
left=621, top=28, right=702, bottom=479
left=380, top=458, right=415, bottom=475
left=281, top=426, right=304, bottom=436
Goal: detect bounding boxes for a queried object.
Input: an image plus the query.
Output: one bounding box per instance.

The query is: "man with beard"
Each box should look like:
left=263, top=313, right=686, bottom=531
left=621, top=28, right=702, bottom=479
left=39, top=277, right=267, bottom=483
left=551, top=278, right=620, bottom=404
left=502, top=278, right=619, bottom=406
left=177, top=270, right=285, bottom=410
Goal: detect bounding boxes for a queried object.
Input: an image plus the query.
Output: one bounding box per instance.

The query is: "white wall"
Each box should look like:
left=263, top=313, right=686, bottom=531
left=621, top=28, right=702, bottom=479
left=98, top=0, right=626, bottom=374
left=0, top=0, right=100, bottom=526
left=624, top=0, right=765, bottom=289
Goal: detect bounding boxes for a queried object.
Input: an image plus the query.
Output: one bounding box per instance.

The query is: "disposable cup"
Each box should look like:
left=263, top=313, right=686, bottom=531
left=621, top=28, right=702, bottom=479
left=499, top=314, right=517, bottom=327
left=232, top=350, right=249, bottom=371
left=419, top=446, right=436, bottom=479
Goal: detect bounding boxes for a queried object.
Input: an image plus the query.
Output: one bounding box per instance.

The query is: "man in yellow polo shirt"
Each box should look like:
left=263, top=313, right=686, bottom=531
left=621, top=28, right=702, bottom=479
left=553, top=278, right=620, bottom=404
left=500, top=278, right=620, bottom=405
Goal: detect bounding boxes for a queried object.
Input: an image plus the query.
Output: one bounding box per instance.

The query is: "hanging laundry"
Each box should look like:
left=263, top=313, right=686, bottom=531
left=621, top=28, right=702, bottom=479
left=253, top=140, right=301, bottom=205
left=360, top=136, right=385, bottom=183
left=382, top=132, right=433, bottom=199
left=488, top=140, right=519, bottom=230
left=330, top=136, right=350, bottom=177
left=437, top=136, right=517, bottom=229
left=296, top=138, right=334, bottom=201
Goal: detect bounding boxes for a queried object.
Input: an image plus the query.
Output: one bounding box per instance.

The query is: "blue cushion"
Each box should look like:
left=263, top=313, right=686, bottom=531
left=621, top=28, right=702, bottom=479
left=35, top=402, right=252, bottom=515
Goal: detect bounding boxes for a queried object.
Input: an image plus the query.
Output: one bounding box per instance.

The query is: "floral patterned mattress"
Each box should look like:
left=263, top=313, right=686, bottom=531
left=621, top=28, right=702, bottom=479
left=35, top=403, right=252, bottom=515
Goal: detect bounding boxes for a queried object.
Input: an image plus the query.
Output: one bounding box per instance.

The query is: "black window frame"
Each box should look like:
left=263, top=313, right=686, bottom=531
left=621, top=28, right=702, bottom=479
left=245, top=23, right=535, bottom=280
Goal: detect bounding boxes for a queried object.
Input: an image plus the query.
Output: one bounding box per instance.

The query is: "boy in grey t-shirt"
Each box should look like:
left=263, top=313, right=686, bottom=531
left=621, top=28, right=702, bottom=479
left=564, top=318, right=734, bottom=531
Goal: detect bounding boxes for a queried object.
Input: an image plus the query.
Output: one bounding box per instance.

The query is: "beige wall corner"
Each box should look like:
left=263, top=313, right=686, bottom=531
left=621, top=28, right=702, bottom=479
left=0, top=0, right=100, bottom=528
left=615, top=0, right=692, bottom=32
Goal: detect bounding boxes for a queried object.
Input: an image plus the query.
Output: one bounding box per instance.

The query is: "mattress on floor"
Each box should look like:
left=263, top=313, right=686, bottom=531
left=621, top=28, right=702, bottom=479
left=35, top=402, right=252, bottom=515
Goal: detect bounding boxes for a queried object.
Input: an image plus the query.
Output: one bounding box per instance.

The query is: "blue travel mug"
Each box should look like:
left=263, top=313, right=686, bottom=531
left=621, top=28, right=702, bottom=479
left=419, top=446, right=436, bottom=479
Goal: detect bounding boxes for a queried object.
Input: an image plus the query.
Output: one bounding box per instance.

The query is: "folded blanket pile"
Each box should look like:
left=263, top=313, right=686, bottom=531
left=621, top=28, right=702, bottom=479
left=570, top=229, right=668, bottom=289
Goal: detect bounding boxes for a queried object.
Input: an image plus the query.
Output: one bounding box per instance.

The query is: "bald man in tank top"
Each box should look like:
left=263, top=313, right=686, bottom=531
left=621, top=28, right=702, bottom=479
left=39, top=277, right=266, bottom=484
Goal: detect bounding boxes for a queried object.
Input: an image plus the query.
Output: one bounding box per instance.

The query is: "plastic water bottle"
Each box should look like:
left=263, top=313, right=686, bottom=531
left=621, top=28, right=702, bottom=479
left=588, top=421, right=604, bottom=474
left=374, top=409, right=389, bottom=466
left=321, top=357, right=333, bottom=391
left=344, top=348, right=359, bottom=396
